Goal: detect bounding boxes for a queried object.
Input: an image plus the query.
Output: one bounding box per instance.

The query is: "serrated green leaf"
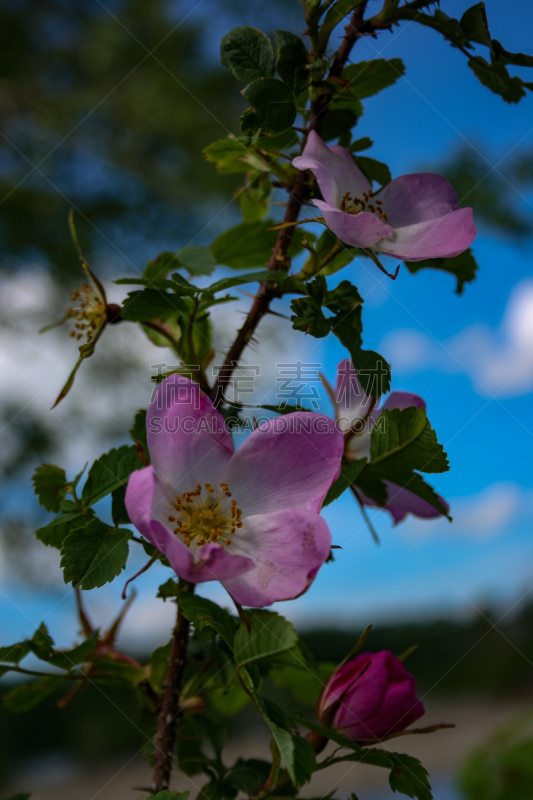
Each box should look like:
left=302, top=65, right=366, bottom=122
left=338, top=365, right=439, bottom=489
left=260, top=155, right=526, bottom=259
left=120, top=289, right=188, bottom=322
left=323, top=458, right=367, bottom=506
left=355, top=155, right=391, bottom=187
left=91, top=655, right=145, bottom=684
left=292, top=735, right=317, bottom=787
left=275, top=30, right=310, bottom=94
left=179, top=246, right=216, bottom=277
left=492, top=39, right=533, bottom=68
left=206, top=269, right=287, bottom=295
left=318, top=0, right=365, bottom=51
left=248, top=685, right=297, bottom=784
left=46, top=630, right=100, bottom=670
left=111, top=485, right=130, bottom=526
left=32, top=464, right=68, bottom=513
left=81, top=444, right=140, bottom=507
left=179, top=595, right=238, bottom=648
left=211, top=219, right=306, bottom=270
left=150, top=640, right=172, bottom=692
left=388, top=753, right=433, bottom=800
left=234, top=610, right=298, bottom=669
left=242, top=78, right=297, bottom=136
left=321, top=109, right=361, bottom=142
left=3, top=676, right=65, bottom=713
left=271, top=662, right=336, bottom=706
left=30, top=623, right=54, bottom=661
left=343, top=58, right=405, bottom=98
left=0, top=641, right=32, bottom=664
left=35, top=511, right=88, bottom=550
left=130, top=408, right=150, bottom=459
left=61, top=519, right=131, bottom=590
left=349, top=137, right=374, bottom=153
left=226, top=759, right=271, bottom=795
left=403, top=248, right=478, bottom=295
left=221, top=27, right=274, bottom=83
left=143, top=251, right=183, bottom=283
left=460, top=3, right=492, bottom=50
left=157, top=578, right=180, bottom=600
left=203, top=138, right=251, bottom=174
left=468, top=57, right=525, bottom=103
left=370, top=407, right=427, bottom=463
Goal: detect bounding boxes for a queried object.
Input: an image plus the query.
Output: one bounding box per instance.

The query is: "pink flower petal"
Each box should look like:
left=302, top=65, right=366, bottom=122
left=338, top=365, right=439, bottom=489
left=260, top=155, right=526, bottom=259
left=383, top=481, right=449, bottom=523
left=221, top=509, right=332, bottom=607
left=125, top=466, right=158, bottom=544
left=293, top=130, right=370, bottom=207
left=378, top=173, right=460, bottom=228
left=220, top=412, right=344, bottom=517
left=335, top=358, right=378, bottom=420
left=361, top=680, right=424, bottom=740
left=383, top=391, right=426, bottom=412
left=375, top=207, right=476, bottom=261
left=313, top=200, right=394, bottom=248
left=147, top=374, right=233, bottom=495
left=150, top=520, right=254, bottom=584
left=333, top=651, right=390, bottom=733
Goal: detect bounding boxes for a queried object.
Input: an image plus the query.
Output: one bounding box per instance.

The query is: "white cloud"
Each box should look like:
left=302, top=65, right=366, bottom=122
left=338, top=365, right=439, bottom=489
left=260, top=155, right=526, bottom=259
left=380, top=278, right=533, bottom=398
left=406, top=482, right=529, bottom=540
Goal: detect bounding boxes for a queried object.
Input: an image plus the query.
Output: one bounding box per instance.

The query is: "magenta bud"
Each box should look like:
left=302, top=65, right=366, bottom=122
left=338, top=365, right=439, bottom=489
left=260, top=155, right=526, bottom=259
left=317, top=651, right=425, bottom=743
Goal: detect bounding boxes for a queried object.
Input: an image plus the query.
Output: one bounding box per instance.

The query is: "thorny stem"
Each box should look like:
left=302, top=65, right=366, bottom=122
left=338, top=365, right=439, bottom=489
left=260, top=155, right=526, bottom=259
left=152, top=581, right=194, bottom=792
left=211, top=3, right=370, bottom=408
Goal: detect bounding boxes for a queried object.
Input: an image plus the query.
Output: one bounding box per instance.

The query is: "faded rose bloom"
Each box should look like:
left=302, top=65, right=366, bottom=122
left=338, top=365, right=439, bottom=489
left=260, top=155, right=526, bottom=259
left=293, top=131, right=476, bottom=262
left=336, top=359, right=449, bottom=523
left=125, top=374, right=344, bottom=608
left=317, top=651, right=425, bottom=742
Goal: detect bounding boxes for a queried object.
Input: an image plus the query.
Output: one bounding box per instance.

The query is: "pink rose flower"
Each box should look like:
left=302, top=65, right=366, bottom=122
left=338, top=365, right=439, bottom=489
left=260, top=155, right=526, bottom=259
left=293, top=131, right=476, bottom=262
left=336, top=359, right=449, bottom=523
left=317, top=651, right=425, bottom=742
left=125, top=374, right=344, bottom=607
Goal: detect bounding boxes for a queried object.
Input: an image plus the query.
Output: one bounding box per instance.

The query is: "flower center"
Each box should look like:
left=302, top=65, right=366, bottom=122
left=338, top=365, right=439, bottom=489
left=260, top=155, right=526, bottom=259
left=168, top=483, right=243, bottom=549
left=340, top=190, right=388, bottom=222
left=67, top=284, right=105, bottom=343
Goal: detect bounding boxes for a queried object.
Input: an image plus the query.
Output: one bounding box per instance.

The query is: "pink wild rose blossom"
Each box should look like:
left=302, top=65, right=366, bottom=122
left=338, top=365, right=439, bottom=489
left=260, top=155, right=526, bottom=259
left=125, top=374, right=344, bottom=607
left=336, top=359, right=449, bottom=523
left=292, top=131, right=476, bottom=262
left=317, top=651, right=425, bottom=742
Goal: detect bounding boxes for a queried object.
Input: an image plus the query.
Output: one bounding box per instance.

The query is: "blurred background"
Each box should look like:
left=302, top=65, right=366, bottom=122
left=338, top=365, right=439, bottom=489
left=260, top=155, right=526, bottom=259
left=0, top=0, right=532, bottom=797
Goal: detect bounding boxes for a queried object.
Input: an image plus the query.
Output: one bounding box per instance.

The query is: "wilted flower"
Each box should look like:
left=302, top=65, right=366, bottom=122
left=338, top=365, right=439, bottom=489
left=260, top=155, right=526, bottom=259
left=293, top=131, right=475, bottom=262
left=317, top=651, right=425, bottom=742
left=336, top=359, right=449, bottom=523
left=125, top=374, right=344, bottom=608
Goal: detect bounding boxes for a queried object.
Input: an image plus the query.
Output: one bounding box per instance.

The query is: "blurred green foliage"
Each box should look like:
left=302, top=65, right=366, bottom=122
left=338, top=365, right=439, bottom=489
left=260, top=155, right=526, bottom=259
left=460, top=711, right=533, bottom=800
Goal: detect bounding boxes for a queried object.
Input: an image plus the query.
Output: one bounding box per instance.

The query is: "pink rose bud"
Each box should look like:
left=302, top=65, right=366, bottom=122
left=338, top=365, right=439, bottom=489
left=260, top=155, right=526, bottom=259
left=317, top=651, right=425, bottom=743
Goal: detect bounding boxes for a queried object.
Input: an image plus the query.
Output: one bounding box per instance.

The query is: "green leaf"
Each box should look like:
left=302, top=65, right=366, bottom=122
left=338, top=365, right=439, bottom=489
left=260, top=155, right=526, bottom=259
left=130, top=409, right=150, bottom=459
left=292, top=735, right=317, bottom=787
left=32, top=464, right=68, bottom=513
left=209, top=681, right=251, bottom=715
left=354, top=155, right=391, bottom=187
left=227, top=759, right=271, bottom=795
left=221, top=27, right=274, bottom=83
left=0, top=641, right=32, bottom=664
left=460, top=3, right=492, bottom=50
left=120, top=289, right=188, bottom=322
left=179, top=595, right=238, bottom=648
left=3, top=676, right=65, bottom=713
left=35, top=511, right=88, bottom=550
left=275, top=30, right=310, bottom=94
left=157, top=578, right=180, bottom=600
left=143, top=251, right=183, bottom=283
left=30, top=623, right=54, bottom=661
left=349, top=136, right=374, bottom=152
left=91, top=655, right=145, bottom=684
left=150, top=641, right=172, bottom=692
left=206, top=269, right=287, bottom=295
left=387, top=753, right=433, bottom=800
left=203, top=138, right=251, bottom=174
left=403, top=248, right=478, bottom=295
left=271, top=661, right=336, bottom=706
left=492, top=39, right=533, bottom=68
left=111, top=485, right=130, bottom=526
left=47, top=630, right=100, bottom=670
left=146, top=791, right=190, bottom=800
left=82, top=444, right=140, bottom=507
left=323, top=458, right=367, bottom=506
left=242, top=78, right=297, bottom=136
left=354, top=407, right=449, bottom=517
left=61, top=519, right=131, bottom=590
left=318, top=0, right=365, bottom=51
left=234, top=610, right=298, bottom=668
left=343, top=58, right=405, bottom=98
left=468, top=57, right=526, bottom=103
left=321, top=109, right=361, bottom=143
left=248, top=686, right=297, bottom=784
left=197, top=781, right=238, bottom=800
left=179, top=246, right=216, bottom=277
left=212, top=219, right=306, bottom=269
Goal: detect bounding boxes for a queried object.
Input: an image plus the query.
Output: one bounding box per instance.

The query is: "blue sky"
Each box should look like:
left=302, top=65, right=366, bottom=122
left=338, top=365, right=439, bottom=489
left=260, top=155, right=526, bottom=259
left=1, top=0, right=533, bottom=651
